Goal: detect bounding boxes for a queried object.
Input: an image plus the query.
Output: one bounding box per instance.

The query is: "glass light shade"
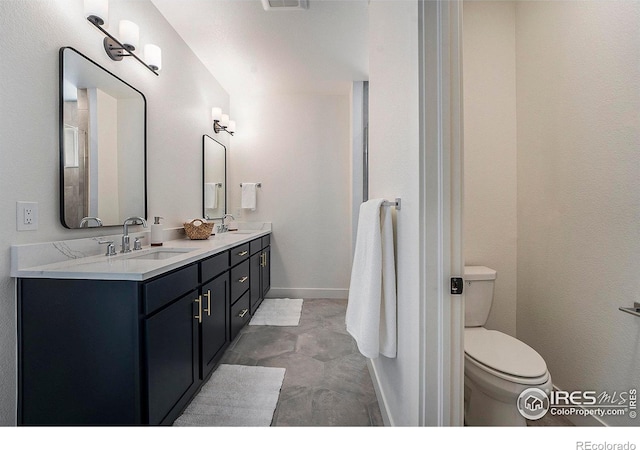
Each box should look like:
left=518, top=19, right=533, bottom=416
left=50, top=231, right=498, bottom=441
left=84, top=0, right=109, bottom=27
left=221, top=114, right=230, bottom=127
left=227, top=120, right=236, bottom=133
left=211, top=107, right=222, bottom=121
left=144, top=44, right=162, bottom=71
left=119, top=20, right=139, bottom=51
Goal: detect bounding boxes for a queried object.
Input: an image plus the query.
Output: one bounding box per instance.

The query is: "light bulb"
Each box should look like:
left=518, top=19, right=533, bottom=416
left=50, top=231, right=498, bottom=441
left=119, top=20, right=139, bottom=51
left=84, top=0, right=109, bottom=27
left=144, top=44, right=162, bottom=72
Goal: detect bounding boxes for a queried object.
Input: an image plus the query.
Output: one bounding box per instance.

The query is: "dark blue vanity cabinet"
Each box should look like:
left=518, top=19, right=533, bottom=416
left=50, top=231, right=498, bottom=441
left=250, top=235, right=271, bottom=314
left=17, top=234, right=270, bottom=425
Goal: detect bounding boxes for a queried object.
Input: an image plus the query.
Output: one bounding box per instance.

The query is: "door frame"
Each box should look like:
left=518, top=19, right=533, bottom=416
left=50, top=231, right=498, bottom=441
left=418, top=0, right=465, bottom=426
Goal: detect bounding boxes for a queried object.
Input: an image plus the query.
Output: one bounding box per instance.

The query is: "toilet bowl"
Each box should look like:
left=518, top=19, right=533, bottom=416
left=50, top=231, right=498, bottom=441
left=464, top=266, right=552, bottom=426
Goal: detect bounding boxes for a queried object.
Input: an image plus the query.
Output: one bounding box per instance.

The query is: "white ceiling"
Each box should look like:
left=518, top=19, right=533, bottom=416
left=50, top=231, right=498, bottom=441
left=151, top=0, right=369, bottom=98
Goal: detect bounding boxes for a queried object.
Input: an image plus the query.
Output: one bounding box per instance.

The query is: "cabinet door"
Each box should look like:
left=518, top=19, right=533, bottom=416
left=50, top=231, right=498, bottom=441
left=262, top=246, right=271, bottom=297
left=201, top=273, right=228, bottom=380
left=145, top=292, right=199, bottom=425
left=250, top=252, right=263, bottom=314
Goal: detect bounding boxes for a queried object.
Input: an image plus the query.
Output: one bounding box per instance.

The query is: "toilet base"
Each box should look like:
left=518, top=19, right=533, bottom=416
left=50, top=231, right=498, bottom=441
left=465, top=375, right=527, bottom=426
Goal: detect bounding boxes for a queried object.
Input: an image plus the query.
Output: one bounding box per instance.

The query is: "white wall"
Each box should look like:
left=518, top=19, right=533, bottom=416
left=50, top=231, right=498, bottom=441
left=462, top=1, right=518, bottom=336
left=0, top=0, right=229, bottom=425
left=228, top=93, right=352, bottom=299
left=515, top=1, right=640, bottom=426
left=368, top=0, right=421, bottom=426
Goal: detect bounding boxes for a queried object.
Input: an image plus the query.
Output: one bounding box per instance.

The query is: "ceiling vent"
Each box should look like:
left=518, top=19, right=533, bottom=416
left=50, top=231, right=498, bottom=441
left=261, top=0, right=309, bottom=11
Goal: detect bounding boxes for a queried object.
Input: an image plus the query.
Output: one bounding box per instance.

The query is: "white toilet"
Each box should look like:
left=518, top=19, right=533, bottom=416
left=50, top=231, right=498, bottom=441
left=464, top=266, right=552, bottom=426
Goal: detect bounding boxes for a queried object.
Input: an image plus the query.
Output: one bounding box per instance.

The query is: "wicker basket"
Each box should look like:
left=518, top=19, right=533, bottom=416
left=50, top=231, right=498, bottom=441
left=183, top=219, right=214, bottom=240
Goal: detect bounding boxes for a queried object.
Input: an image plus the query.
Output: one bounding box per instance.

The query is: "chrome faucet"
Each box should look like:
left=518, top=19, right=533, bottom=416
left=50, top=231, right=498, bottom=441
left=217, top=214, right=235, bottom=234
left=121, top=217, right=148, bottom=253
left=80, top=217, right=103, bottom=228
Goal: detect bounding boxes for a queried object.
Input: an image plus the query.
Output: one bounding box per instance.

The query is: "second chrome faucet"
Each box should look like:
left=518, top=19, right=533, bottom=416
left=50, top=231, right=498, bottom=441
left=122, top=217, right=148, bottom=253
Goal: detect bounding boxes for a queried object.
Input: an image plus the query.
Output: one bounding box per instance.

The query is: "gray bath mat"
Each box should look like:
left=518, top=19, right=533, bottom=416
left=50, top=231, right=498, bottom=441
left=173, top=364, right=285, bottom=427
left=249, top=298, right=303, bottom=326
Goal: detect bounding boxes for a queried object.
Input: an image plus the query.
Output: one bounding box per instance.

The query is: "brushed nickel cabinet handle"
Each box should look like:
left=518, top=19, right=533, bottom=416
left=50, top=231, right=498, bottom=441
left=238, top=276, right=248, bottom=283
left=203, top=290, right=211, bottom=316
left=194, top=296, right=202, bottom=323
left=238, top=309, right=248, bottom=318
left=237, top=250, right=248, bottom=256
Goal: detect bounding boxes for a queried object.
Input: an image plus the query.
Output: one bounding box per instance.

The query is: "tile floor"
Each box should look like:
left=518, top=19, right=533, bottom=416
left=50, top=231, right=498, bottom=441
left=219, top=297, right=574, bottom=427
left=219, top=298, right=384, bottom=426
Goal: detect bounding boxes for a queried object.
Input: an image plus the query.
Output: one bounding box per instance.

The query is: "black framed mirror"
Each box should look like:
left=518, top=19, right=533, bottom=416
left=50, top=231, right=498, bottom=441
left=59, top=47, right=147, bottom=229
left=203, top=135, right=227, bottom=220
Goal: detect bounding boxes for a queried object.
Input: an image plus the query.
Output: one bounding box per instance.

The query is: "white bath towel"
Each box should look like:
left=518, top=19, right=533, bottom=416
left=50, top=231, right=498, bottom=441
left=205, top=183, right=219, bottom=209
left=346, top=199, right=397, bottom=359
left=241, top=183, right=257, bottom=211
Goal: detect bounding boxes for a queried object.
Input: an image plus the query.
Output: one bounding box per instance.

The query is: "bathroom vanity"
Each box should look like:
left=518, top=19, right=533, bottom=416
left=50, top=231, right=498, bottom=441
left=14, top=229, right=271, bottom=425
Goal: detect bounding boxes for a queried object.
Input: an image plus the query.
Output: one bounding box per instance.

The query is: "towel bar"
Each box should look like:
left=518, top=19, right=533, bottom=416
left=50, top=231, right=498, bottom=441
left=240, top=183, right=262, bottom=188
left=619, top=302, right=640, bottom=318
left=382, top=198, right=401, bottom=211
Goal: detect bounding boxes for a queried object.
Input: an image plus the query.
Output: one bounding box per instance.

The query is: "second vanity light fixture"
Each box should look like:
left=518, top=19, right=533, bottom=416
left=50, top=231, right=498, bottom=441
left=84, top=0, right=162, bottom=76
left=212, top=107, right=236, bottom=136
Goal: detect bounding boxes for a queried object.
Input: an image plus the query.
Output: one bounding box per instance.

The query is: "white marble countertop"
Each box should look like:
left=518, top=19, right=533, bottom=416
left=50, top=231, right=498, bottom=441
left=11, top=223, right=271, bottom=282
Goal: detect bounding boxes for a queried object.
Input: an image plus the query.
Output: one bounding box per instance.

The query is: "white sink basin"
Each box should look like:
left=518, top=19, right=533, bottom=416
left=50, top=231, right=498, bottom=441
left=227, top=230, right=256, bottom=234
left=125, top=248, right=195, bottom=261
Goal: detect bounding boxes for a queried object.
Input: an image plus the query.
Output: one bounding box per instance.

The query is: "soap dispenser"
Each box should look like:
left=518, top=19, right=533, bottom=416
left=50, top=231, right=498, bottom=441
left=150, top=216, right=164, bottom=246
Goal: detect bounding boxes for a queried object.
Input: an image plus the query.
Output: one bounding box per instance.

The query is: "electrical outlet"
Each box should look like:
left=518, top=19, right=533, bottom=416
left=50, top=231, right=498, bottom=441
left=17, top=201, right=38, bottom=231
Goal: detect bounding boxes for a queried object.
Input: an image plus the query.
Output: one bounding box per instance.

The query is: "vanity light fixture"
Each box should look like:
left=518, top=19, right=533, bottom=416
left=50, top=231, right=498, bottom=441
left=212, top=107, right=235, bottom=136
left=84, top=0, right=161, bottom=76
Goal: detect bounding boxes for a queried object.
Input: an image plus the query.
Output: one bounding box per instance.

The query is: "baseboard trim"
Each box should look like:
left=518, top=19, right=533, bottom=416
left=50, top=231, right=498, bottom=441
left=267, top=288, right=348, bottom=299
left=367, top=360, right=393, bottom=426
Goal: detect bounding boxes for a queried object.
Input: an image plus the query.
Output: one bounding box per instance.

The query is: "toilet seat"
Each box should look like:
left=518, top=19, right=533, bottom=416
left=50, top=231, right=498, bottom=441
left=465, top=328, right=549, bottom=385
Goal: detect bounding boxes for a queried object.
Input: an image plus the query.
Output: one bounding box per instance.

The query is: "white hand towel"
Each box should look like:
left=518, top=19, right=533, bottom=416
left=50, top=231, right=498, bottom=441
left=205, top=183, right=219, bottom=209
left=346, top=199, right=397, bottom=359
left=241, top=183, right=257, bottom=211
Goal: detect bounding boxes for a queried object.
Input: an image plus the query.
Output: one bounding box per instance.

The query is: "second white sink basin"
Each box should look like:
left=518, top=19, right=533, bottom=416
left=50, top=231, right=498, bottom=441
left=126, top=248, right=195, bottom=261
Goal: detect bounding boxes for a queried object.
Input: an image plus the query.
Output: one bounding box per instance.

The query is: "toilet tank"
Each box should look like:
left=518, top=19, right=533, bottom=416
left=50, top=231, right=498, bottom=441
left=464, top=266, right=497, bottom=327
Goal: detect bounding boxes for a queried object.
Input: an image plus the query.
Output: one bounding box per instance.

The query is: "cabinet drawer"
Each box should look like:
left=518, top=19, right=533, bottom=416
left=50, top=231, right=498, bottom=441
left=144, top=264, right=199, bottom=315
left=230, top=260, right=250, bottom=304
left=262, top=234, right=270, bottom=248
left=230, top=243, right=250, bottom=267
left=249, top=238, right=262, bottom=256
left=201, top=251, right=228, bottom=283
left=230, top=291, right=250, bottom=341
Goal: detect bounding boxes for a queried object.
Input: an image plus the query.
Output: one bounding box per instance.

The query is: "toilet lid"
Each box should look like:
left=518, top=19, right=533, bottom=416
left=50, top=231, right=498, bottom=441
left=464, top=328, right=547, bottom=378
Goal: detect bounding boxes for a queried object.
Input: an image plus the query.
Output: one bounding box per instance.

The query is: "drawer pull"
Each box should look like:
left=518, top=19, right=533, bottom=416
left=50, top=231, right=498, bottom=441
left=237, top=250, right=248, bottom=256
left=238, top=308, right=249, bottom=318
left=238, top=276, right=248, bottom=283
left=203, top=290, right=211, bottom=316
left=194, top=296, right=202, bottom=323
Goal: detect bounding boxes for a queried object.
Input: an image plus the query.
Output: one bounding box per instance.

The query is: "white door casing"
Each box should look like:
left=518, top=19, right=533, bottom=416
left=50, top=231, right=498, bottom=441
left=418, top=0, right=465, bottom=426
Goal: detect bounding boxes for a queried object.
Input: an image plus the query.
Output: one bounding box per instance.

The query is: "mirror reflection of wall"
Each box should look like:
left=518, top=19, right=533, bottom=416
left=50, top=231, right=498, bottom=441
left=60, top=47, right=146, bottom=229
left=63, top=87, right=89, bottom=227
left=203, top=135, right=226, bottom=220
